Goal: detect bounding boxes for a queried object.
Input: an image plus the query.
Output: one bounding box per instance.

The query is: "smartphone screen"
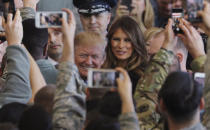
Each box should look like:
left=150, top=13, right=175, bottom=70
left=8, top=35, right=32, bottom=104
left=88, top=68, right=119, bottom=88
left=172, top=8, right=183, bottom=34
left=186, top=0, right=203, bottom=23
left=35, top=11, right=67, bottom=28
left=194, top=72, right=205, bottom=87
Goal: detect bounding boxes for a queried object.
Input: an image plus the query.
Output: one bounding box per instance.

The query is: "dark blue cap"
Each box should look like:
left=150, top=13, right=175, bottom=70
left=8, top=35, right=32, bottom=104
left=73, top=0, right=117, bottom=14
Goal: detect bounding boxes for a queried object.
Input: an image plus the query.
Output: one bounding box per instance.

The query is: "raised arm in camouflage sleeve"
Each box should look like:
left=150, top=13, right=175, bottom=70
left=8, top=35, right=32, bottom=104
left=191, top=55, right=206, bottom=72
left=203, top=38, right=210, bottom=129
left=53, top=61, right=86, bottom=130
left=119, top=112, right=140, bottom=130
left=20, top=7, right=35, bottom=21
left=134, top=48, right=175, bottom=130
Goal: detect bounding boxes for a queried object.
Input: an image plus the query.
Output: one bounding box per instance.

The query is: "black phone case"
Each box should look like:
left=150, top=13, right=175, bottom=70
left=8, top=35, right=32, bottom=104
left=121, top=0, right=132, bottom=11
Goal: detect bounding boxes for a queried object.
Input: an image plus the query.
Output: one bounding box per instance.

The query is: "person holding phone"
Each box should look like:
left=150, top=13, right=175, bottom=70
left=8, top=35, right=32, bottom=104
left=116, top=0, right=154, bottom=33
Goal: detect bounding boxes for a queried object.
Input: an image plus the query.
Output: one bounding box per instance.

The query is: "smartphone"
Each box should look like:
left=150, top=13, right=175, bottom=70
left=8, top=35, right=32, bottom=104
left=121, top=0, right=132, bottom=11
left=35, top=11, right=67, bottom=28
left=88, top=68, right=120, bottom=88
left=3, top=0, right=16, bottom=21
left=194, top=72, right=205, bottom=87
left=186, top=0, right=203, bottom=23
left=172, top=8, right=183, bottom=34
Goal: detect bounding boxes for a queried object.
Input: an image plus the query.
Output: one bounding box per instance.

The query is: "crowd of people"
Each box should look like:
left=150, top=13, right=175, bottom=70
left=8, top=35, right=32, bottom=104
left=0, top=0, right=209, bottom=130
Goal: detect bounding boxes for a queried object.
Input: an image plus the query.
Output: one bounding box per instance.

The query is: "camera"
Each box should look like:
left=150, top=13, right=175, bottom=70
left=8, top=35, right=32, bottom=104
left=35, top=11, right=67, bottom=28
left=194, top=72, right=205, bottom=87
left=172, top=8, right=184, bottom=34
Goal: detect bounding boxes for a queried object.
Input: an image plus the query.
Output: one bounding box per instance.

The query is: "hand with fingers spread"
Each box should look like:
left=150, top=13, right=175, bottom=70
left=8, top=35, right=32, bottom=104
left=2, top=10, right=23, bottom=46
left=115, top=67, right=134, bottom=113
left=60, top=8, right=76, bottom=63
left=162, top=19, right=177, bottom=51
left=197, top=1, right=210, bottom=36
left=178, top=18, right=205, bottom=59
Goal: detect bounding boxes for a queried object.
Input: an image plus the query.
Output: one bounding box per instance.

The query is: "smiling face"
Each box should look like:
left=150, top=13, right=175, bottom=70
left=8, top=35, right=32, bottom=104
left=111, top=28, right=133, bottom=60
left=75, top=44, right=105, bottom=79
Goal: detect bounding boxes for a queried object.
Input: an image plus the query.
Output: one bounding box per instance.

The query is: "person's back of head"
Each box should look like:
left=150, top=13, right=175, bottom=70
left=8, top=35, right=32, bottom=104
left=144, top=27, right=165, bottom=56
left=34, top=84, right=56, bottom=114
left=0, top=102, right=28, bottom=125
left=18, top=105, right=52, bottom=130
left=85, top=114, right=120, bottom=130
left=99, top=91, right=121, bottom=118
left=22, top=19, right=48, bottom=60
left=158, top=71, right=203, bottom=124
left=0, top=123, right=18, bottom=130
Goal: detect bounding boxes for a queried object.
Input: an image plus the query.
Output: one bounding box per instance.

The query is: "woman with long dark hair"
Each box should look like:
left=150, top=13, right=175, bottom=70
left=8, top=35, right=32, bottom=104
left=103, top=16, right=149, bottom=93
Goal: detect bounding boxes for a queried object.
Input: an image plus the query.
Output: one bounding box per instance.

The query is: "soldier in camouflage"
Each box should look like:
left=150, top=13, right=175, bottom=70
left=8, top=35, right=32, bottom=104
left=134, top=19, right=177, bottom=130
left=134, top=9, right=208, bottom=129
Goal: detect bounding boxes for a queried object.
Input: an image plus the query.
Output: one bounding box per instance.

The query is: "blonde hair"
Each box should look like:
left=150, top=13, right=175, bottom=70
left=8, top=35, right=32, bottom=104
left=144, top=0, right=155, bottom=29
left=74, top=31, right=107, bottom=48
left=134, top=0, right=155, bottom=33
left=144, top=27, right=164, bottom=42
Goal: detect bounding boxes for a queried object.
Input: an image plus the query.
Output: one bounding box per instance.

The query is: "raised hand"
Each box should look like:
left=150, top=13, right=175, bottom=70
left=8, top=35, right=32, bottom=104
left=2, top=10, right=23, bottom=46
left=197, top=1, right=210, bottom=36
left=178, top=18, right=205, bottom=59
left=60, top=8, right=76, bottom=63
left=162, top=19, right=177, bottom=51
left=116, top=67, right=134, bottom=113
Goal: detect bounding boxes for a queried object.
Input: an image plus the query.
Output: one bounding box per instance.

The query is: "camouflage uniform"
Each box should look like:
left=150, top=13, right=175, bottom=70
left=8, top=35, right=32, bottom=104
left=134, top=45, right=207, bottom=129
left=20, top=7, right=35, bottom=21
left=134, top=48, right=175, bottom=130
left=203, top=38, right=210, bottom=129
left=53, top=62, right=140, bottom=130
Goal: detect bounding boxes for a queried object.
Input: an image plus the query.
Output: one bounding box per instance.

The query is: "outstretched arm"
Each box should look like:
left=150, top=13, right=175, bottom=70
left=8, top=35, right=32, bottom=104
left=116, top=67, right=140, bottom=130
left=0, top=10, right=31, bottom=107
left=52, top=9, right=86, bottom=130
left=134, top=19, right=176, bottom=129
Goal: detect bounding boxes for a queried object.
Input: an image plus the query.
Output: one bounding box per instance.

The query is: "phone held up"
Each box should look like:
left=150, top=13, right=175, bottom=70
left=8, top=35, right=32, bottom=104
left=186, top=0, right=203, bottom=23
left=88, top=68, right=120, bottom=88
left=194, top=72, right=205, bottom=87
left=172, top=8, right=184, bottom=34
left=35, top=11, right=67, bottom=28
left=3, top=0, right=16, bottom=21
